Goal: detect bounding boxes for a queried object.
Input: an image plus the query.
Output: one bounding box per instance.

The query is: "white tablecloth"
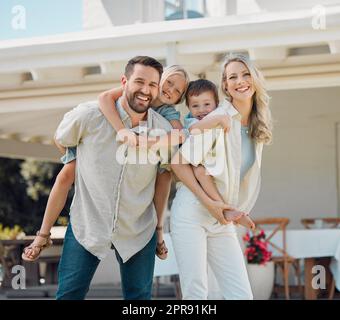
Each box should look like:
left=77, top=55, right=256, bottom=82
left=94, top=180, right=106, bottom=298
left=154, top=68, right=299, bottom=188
left=154, top=230, right=340, bottom=292
left=269, top=229, right=340, bottom=290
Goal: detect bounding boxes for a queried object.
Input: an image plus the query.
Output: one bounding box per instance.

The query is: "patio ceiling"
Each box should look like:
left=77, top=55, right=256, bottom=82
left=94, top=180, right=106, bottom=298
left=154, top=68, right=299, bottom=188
left=1, top=7, right=340, bottom=161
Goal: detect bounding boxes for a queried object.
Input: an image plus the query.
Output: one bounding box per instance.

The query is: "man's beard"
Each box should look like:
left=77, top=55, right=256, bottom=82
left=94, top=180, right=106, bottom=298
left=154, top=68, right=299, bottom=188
left=126, top=91, right=153, bottom=114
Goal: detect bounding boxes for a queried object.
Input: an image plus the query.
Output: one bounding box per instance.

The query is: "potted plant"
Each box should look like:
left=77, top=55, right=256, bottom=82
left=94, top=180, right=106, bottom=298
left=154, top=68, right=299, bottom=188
left=243, top=229, right=274, bottom=300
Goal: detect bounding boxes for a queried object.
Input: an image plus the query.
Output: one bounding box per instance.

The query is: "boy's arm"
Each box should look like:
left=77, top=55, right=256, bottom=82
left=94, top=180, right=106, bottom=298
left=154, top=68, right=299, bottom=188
left=189, top=114, right=231, bottom=134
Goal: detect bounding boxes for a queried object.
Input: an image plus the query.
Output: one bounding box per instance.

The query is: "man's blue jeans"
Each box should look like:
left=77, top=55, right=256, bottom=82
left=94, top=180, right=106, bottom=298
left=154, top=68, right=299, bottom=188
left=56, top=223, right=156, bottom=300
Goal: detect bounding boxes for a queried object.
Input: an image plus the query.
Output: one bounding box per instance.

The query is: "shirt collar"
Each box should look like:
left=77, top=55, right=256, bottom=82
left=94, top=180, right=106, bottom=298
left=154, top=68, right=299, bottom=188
left=116, top=97, right=153, bottom=133
left=184, top=112, right=193, bottom=119
left=222, top=99, right=240, bottom=119
left=116, top=98, right=129, bottom=123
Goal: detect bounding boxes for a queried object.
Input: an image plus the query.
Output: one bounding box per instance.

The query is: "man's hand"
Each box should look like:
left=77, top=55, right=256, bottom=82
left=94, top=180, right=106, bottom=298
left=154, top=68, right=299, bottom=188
left=202, top=199, right=236, bottom=225
left=116, top=128, right=138, bottom=147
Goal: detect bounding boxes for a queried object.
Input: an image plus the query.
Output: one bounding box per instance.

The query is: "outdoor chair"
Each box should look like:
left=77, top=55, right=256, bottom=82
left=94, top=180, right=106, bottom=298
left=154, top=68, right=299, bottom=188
left=253, top=217, right=303, bottom=300
left=300, top=217, right=340, bottom=299
left=301, top=218, right=340, bottom=229
left=0, top=242, right=18, bottom=286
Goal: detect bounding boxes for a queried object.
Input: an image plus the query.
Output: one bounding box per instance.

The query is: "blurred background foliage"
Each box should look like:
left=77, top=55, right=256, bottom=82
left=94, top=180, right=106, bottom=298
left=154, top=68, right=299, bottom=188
left=0, top=157, right=72, bottom=234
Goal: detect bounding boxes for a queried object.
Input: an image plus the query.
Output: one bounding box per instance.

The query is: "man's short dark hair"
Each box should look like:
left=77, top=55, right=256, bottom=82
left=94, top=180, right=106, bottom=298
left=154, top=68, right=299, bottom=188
left=125, top=56, right=163, bottom=79
left=185, top=79, right=219, bottom=107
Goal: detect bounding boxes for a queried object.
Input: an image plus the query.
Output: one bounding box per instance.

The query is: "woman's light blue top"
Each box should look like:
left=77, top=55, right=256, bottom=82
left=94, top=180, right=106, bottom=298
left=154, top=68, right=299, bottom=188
left=240, top=126, right=255, bottom=181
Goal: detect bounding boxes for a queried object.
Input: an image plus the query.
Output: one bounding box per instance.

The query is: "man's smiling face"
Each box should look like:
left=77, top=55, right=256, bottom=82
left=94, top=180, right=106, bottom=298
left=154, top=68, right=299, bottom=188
left=122, top=64, right=160, bottom=114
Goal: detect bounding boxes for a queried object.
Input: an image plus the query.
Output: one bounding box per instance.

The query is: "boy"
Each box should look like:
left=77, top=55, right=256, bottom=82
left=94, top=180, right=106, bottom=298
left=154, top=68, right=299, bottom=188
left=182, top=79, right=255, bottom=229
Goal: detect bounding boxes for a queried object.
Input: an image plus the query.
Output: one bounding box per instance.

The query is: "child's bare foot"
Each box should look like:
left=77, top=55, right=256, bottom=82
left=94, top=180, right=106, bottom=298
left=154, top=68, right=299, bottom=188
left=235, top=215, right=256, bottom=230
left=156, top=226, right=168, bottom=260
left=223, top=210, right=244, bottom=222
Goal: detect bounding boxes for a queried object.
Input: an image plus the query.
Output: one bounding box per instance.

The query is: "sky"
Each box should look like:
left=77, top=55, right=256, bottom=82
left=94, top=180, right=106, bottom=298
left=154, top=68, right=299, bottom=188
left=0, top=0, right=82, bottom=40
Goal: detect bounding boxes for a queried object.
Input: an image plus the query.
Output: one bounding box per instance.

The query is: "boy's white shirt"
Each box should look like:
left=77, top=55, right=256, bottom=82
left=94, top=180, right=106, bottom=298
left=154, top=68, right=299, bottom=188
left=179, top=99, right=263, bottom=214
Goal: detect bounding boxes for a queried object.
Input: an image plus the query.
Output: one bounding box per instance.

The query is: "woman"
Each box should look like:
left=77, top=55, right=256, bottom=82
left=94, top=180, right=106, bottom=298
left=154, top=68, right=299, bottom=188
left=170, top=54, right=273, bottom=299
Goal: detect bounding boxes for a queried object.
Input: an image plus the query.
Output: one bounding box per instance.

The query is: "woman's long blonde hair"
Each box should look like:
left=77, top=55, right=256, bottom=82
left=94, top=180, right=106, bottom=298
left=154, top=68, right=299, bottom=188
left=160, top=65, right=190, bottom=104
left=221, top=54, right=273, bottom=144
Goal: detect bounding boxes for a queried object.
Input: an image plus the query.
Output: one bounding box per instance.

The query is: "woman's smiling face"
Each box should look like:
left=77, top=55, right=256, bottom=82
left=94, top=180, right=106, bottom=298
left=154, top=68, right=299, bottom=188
left=159, top=73, right=186, bottom=105
left=223, top=61, right=255, bottom=103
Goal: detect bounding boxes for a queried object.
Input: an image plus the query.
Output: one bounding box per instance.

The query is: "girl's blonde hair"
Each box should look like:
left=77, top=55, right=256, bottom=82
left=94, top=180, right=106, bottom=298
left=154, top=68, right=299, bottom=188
left=160, top=65, right=190, bottom=104
left=221, top=53, right=273, bottom=144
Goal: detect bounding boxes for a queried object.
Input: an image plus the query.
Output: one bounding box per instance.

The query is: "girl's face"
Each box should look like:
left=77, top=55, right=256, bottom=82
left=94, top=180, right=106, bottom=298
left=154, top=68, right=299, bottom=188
left=159, top=74, right=187, bottom=105
left=223, top=61, right=255, bottom=103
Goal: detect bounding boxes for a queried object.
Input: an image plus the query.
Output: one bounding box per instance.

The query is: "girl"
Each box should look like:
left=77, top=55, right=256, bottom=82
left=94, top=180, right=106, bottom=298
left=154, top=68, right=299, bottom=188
left=22, top=65, right=190, bottom=262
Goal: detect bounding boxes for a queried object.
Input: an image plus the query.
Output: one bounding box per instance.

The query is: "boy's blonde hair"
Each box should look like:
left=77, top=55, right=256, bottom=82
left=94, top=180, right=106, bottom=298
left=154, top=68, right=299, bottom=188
left=221, top=53, right=273, bottom=144
left=160, top=65, right=190, bottom=104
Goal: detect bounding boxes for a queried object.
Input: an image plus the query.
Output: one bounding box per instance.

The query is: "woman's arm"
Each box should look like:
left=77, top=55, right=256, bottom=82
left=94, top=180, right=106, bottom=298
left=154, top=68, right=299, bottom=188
left=189, top=114, right=231, bottom=134
left=171, top=151, right=232, bottom=224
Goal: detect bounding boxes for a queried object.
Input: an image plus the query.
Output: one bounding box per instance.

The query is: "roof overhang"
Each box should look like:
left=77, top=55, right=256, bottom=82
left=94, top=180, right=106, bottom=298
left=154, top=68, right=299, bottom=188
left=1, top=7, right=340, bottom=161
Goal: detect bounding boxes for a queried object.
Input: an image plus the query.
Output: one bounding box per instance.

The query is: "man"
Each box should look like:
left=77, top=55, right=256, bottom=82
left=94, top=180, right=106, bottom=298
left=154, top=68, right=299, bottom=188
left=54, top=56, right=174, bottom=300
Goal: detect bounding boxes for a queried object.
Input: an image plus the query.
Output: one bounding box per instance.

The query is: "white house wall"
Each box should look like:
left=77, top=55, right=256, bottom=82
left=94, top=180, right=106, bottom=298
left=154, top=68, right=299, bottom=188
left=1, top=3, right=340, bottom=227
left=252, top=87, right=340, bottom=228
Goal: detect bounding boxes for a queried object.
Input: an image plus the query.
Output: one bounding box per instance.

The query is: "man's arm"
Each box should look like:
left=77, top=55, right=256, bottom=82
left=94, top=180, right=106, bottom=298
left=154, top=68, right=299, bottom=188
left=54, top=103, right=91, bottom=149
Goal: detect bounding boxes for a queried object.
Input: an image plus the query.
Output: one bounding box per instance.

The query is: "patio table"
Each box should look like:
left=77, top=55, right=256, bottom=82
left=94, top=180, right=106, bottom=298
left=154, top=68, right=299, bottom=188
left=0, top=237, right=64, bottom=288
left=269, top=228, right=340, bottom=299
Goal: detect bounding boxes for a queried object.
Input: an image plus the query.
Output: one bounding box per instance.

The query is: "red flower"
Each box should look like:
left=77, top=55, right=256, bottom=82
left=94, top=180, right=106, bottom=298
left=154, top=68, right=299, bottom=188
left=243, top=233, right=250, bottom=242
left=243, top=229, right=272, bottom=265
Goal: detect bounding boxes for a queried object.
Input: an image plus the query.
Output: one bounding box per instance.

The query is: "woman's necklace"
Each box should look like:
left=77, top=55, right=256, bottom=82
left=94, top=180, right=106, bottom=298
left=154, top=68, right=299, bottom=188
left=241, top=125, right=249, bottom=135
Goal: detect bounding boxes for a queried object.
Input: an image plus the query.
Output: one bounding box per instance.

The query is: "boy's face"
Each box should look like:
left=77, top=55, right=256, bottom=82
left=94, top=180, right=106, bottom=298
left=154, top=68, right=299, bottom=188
left=187, top=91, right=217, bottom=120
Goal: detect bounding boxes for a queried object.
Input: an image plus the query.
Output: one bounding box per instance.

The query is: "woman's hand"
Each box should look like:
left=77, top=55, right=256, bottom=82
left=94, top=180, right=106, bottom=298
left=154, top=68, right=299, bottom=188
left=202, top=198, right=236, bottom=225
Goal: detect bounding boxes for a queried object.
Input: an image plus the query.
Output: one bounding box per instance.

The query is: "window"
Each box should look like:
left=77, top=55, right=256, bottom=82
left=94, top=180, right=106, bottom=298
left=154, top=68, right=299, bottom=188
left=165, top=0, right=207, bottom=20
left=0, top=0, right=82, bottom=41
